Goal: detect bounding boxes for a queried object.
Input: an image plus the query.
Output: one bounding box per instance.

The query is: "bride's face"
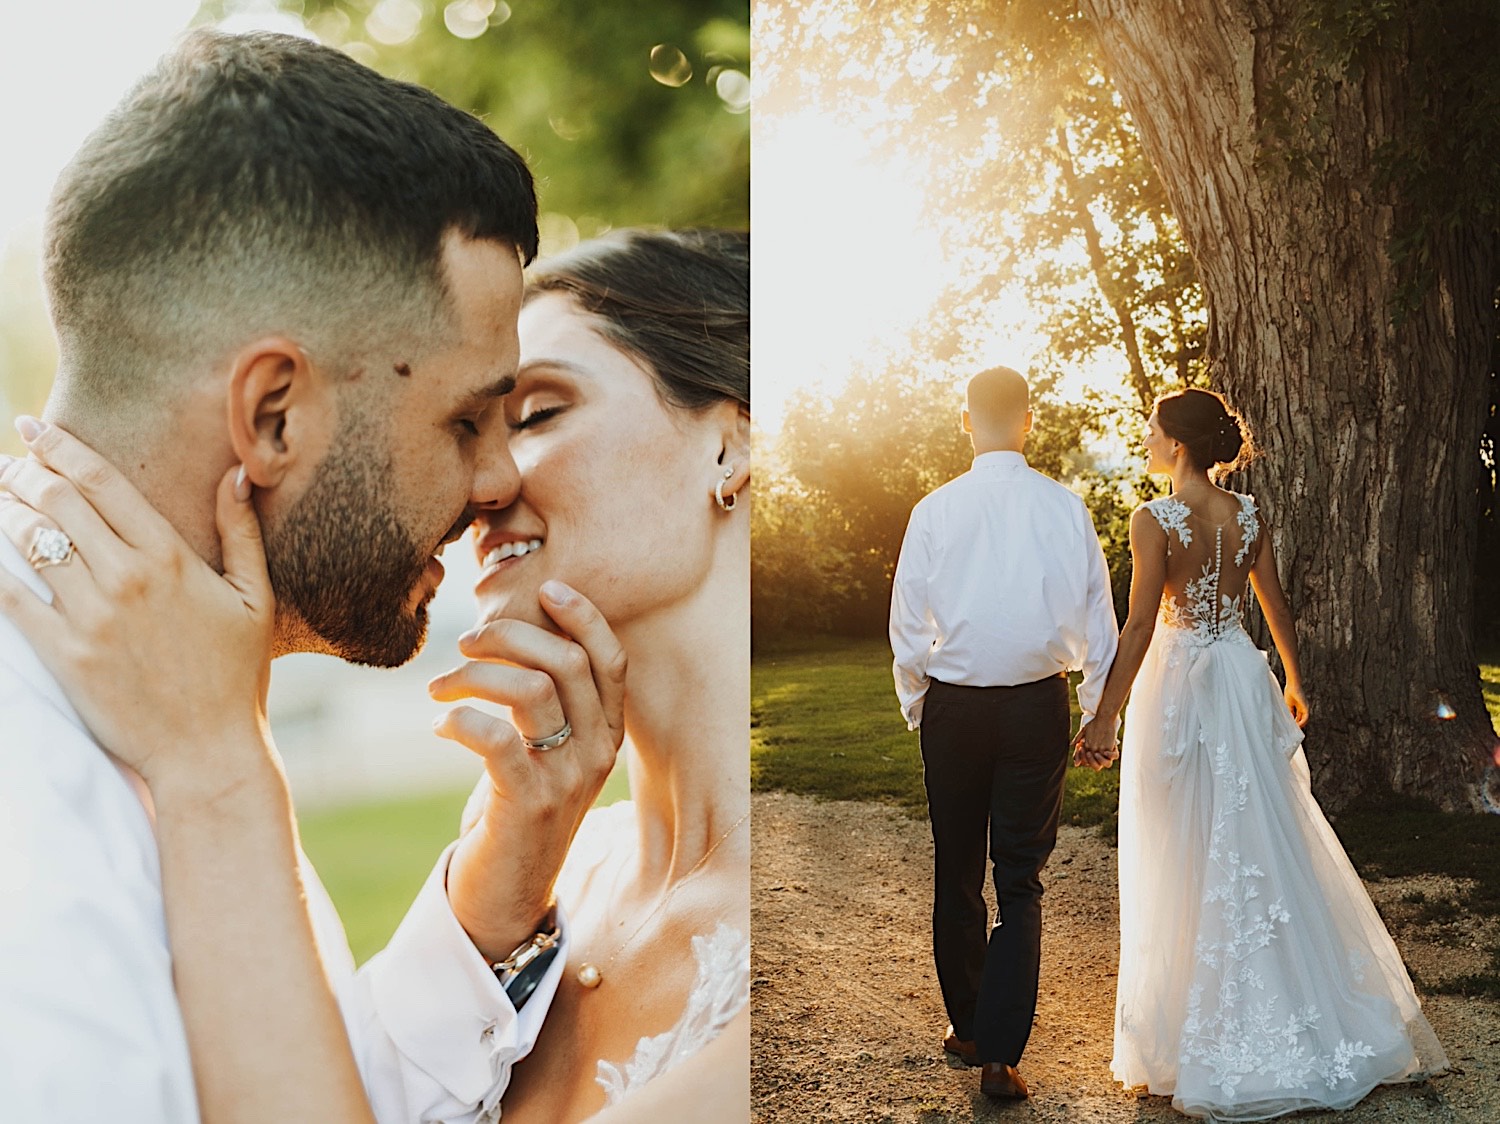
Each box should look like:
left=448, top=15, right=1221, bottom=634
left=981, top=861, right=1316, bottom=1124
left=469, top=292, right=725, bottom=631
left=1144, top=410, right=1175, bottom=475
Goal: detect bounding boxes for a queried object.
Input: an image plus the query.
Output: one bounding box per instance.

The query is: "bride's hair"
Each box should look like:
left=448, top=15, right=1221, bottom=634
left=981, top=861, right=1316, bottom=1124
left=1155, top=388, right=1255, bottom=475
left=524, top=228, right=749, bottom=410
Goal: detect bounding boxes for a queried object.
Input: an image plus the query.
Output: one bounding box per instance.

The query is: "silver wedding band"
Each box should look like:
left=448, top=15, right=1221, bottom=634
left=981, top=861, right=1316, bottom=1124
left=523, top=721, right=572, bottom=751
left=28, top=527, right=75, bottom=570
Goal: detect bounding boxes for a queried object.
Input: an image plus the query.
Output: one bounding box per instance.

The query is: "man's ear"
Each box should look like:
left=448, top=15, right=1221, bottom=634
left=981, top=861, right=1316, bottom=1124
left=224, top=338, right=331, bottom=489
left=961, top=408, right=973, bottom=434
left=1022, top=408, right=1034, bottom=435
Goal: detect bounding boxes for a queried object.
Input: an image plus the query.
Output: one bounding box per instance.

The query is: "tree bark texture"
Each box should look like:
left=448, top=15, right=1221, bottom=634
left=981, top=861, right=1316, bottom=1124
left=1079, top=0, right=1496, bottom=810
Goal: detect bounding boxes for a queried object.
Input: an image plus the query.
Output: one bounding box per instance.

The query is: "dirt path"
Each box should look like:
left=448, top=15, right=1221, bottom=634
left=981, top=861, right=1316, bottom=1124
left=752, top=791, right=1499, bottom=1123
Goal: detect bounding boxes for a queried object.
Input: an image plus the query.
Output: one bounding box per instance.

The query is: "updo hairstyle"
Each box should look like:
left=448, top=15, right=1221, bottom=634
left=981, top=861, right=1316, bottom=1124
left=523, top=228, right=749, bottom=411
left=1155, top=387, right=1254, bottom=475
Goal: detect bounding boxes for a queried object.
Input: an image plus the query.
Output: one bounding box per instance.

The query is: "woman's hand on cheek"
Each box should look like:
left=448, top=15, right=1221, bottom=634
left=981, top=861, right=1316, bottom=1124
left=429, top=579, right=627, bottom=962
left=0, top=423, right=276, bottom=798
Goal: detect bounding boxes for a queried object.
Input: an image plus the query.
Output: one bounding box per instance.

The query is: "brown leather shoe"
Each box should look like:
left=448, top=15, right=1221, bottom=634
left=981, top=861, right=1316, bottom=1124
left=941, top=1026, right=979, bottom=1067
left=980, top=1062, right=1030, bottom=1099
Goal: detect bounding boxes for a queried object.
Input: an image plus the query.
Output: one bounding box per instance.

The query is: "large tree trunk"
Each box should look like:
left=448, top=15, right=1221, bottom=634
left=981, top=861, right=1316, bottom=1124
left=1079, top=0, right=1496, bottom=810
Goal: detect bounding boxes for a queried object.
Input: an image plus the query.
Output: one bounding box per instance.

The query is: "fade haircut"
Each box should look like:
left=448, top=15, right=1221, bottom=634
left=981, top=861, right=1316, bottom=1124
left=966, top=365, right=1029, bottom=431
left=44, top=29, right=538, bottom=420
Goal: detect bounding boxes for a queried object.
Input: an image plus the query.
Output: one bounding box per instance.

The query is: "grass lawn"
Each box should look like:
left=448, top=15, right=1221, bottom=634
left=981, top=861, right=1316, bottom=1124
left=300, top=758, right=630, bottom=965
left=751, top=636, right=1118, bottom=829
left=753, top=635, right=1500, bottom=996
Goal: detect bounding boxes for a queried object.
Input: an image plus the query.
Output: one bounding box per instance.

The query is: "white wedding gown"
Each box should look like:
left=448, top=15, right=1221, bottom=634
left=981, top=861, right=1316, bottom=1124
left=1113, top=492, right=1446, bottom=1120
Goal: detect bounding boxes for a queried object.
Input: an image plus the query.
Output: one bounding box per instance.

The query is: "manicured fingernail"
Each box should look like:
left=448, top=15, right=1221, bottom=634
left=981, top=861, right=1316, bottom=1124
left=14, top=416, right=45, bottom=443
left=233, top=465, right=252, bottom=502
left=541, top=580, right=577, bottom=606
left=458, top=627, right=479, bottom=645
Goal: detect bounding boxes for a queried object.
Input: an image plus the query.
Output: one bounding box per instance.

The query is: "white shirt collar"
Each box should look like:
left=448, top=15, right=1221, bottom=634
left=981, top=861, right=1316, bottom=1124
left=971, top=450, right=1029, bottom=471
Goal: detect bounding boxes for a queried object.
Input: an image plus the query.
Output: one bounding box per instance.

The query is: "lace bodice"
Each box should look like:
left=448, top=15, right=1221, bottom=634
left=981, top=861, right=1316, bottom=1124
left=596, top=921, right=750, bottom=1104
left=1146, top=492, right=1261, bottom=644
left=550, top=801, right=749, bottom=1108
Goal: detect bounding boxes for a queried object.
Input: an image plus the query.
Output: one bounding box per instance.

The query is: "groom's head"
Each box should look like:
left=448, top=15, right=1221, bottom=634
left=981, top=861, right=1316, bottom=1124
left=42, top=30, right=538, bottom=666
left=963, top=366, right=1032, bottom=454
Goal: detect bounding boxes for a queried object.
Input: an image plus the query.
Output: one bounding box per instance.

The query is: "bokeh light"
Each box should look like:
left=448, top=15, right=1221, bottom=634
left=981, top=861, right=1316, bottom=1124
left=366, top=0, right=422, bottom=47
left=443, top=0, right=494, bottom=40
left=537, top=212, right=581, bottom=257
left=715, top=68, right=751, bottom=113
left=649, top=43, right=692, bottom=88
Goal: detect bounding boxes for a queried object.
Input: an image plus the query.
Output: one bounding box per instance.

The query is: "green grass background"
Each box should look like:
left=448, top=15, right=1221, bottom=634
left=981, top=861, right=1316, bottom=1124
left=300, top=759, right=629, bottom=965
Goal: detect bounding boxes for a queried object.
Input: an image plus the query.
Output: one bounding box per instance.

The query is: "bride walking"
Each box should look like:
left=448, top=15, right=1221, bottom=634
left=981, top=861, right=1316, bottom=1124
left=1076, top=388, right=1445, bottom=1120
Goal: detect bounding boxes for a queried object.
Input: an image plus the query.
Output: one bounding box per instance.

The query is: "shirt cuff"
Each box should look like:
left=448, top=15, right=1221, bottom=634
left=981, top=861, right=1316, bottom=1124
left=363, top=841, right=568, bottom=1108
left=901, top=695, right=924, bottom=731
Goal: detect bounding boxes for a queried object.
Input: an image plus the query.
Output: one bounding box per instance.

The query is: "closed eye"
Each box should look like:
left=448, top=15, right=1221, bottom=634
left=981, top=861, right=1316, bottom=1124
left=512, top=405, right=564, bottom=431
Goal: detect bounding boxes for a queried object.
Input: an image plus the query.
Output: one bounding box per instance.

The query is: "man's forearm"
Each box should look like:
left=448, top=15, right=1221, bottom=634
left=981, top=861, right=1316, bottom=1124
left=151, top=758, right=375, bottom=1124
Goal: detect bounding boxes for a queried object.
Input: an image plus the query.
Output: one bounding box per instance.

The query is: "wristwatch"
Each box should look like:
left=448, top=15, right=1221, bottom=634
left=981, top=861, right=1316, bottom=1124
left=490, top=909, right=562, bottom=1012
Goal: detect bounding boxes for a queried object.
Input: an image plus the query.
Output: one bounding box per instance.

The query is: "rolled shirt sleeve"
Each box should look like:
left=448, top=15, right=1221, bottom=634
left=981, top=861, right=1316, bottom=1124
left=890, top=505, right=937, bottom=730
left=1074, top=505, right=1120, bottom=727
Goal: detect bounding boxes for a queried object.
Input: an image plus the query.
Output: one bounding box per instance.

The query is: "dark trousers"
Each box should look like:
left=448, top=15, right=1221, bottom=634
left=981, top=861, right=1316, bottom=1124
left=919, top=675, right=1070, bottom=1066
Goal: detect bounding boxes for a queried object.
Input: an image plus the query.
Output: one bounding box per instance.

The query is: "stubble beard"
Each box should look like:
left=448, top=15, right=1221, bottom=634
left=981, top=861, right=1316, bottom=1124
left=264, top=425, right=434, bottom=668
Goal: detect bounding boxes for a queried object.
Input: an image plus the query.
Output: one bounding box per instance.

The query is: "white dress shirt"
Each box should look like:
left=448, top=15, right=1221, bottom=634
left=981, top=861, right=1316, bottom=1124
left=889, top=450, right=1119, bottom=729
left=0, top=536, right=563, bottom=1123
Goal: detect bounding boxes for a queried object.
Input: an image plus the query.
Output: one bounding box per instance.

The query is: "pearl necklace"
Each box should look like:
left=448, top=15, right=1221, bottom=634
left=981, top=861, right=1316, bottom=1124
left=576, top=809, right=749, bottom=989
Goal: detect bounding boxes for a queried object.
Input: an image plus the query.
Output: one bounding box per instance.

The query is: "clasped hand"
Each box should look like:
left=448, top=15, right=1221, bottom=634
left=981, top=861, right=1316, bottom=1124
left=1071, top=717, right=1120, bottom=772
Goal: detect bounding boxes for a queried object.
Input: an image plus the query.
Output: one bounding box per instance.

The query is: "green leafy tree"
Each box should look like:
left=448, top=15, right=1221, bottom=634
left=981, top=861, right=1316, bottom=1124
left=199, top=0, right=750, bottom=233
left=756, top=0, right=1206, bottom=418
left=754, top=0, right=1499, bottom=810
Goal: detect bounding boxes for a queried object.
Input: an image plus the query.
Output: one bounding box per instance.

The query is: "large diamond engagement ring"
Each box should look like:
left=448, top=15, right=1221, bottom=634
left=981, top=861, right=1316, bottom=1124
left=523, top=722, right=573, bottom=751
left=28, top=527, right=75, bottom=570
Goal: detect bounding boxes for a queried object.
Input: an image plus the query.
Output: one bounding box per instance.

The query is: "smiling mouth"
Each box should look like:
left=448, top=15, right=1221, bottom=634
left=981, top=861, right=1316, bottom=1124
left=482, top=538, right=543, bottom=567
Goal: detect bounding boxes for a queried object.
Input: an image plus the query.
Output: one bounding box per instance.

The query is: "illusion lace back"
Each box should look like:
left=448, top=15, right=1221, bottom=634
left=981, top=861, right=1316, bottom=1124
left=559, top=802, right=750, bottom=1108
left=1113, top=492, right=1446, bottom=1120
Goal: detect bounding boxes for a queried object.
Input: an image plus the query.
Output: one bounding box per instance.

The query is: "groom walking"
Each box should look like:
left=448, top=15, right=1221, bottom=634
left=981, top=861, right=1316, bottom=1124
left=890, top=366, right=1118, bottom=1098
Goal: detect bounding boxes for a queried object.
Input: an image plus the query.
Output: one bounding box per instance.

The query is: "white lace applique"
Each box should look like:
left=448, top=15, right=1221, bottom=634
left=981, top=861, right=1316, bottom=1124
left=1348, top=948, right=1369, bottom=984
left=595, top=922, right=750, bottom=1105
left=1160, top=540, right=1245, bottom=642
left=1180, top=741, right=1378, bottom=1096
left=1154, top=495, right=1261, bottom=644
left=1234, top=493, right=1260, bottom=567
left=1148, top=495, right=1193, bottom=547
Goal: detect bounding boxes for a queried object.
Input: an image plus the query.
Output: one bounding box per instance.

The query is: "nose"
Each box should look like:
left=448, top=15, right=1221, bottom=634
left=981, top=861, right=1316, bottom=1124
left=471, top=425, right=522, bottom=511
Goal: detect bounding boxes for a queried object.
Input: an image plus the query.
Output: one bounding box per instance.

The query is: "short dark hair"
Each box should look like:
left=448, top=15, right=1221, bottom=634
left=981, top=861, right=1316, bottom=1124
left=44, top=29, right=538, bottom=416
left=524, top=229, right=749, bottom=411
left=966, top=366, right=1029, bottom=429
left=1155, top=387, right=1253, bottom=473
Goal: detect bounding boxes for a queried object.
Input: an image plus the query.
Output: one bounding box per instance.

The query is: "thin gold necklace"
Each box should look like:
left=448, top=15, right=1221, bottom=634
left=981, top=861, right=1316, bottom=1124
left=576, top=809, right=749, bottom=989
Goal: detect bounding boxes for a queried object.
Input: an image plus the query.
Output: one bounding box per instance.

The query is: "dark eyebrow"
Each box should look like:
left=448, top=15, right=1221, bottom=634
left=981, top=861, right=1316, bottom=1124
left=452, top=373, right=517, bottom=415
